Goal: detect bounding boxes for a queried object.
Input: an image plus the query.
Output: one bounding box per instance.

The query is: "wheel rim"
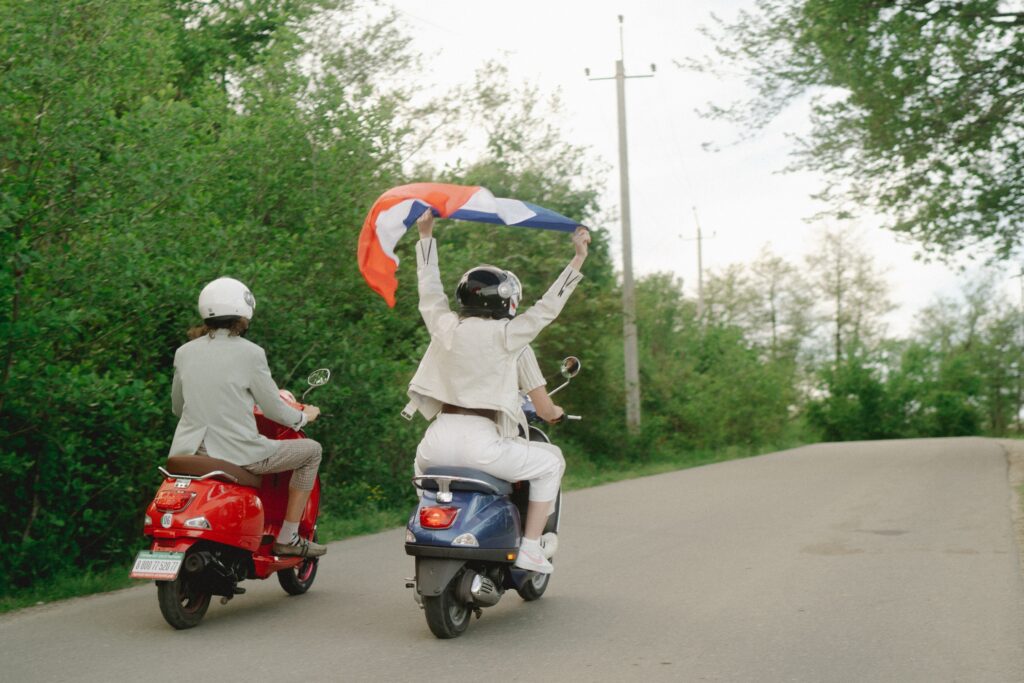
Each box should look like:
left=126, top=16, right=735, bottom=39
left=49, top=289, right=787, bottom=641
left=176, top=579, right=208, bottom=614
left=448, top=598, right=468, bottom=625
left=296, top=558, right=316, bottom=583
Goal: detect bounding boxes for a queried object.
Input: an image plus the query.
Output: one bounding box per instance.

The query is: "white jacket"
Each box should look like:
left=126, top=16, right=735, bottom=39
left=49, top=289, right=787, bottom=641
left=405, top=237, right=583, bottom=438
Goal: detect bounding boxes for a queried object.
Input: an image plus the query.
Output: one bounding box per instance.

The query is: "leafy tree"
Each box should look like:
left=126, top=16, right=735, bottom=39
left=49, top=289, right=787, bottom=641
left=805, top=346, right=902, bottom=441
left=804, top=226, right=893, bottom=362
left=0, top=0, right=419, bottom=592
left=887, top=339, right=983, bottom=437
left=161, top=0, right=330, bottom=97
left=749, top=247, right=814, bottom=362
left=704, top=246, right=814, bottom=363
left=703, top=263, right=759, bottom=331
left=635, top=273, right=795, bottom=451
left=698, top=0, right=1024, bottom=259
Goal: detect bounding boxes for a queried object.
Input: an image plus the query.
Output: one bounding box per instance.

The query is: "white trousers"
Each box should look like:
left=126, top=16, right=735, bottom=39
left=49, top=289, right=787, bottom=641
left=415, top=414, right=565, bottom=502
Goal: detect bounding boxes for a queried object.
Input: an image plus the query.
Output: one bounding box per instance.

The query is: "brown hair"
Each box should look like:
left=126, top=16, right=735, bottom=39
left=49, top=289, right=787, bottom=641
left=187, top=316, right=250, bottom=340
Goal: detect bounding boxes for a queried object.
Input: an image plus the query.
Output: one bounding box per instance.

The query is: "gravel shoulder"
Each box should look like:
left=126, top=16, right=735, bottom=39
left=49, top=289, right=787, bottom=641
left=998, top=439, right=1024, bottom=576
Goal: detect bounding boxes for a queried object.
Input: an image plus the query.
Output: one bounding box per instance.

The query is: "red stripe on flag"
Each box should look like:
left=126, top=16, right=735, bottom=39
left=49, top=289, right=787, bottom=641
left=357, top=184, right=481, bottom=307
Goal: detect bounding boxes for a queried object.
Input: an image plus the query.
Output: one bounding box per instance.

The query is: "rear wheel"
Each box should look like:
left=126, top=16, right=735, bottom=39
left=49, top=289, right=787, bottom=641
left=423, top=575, right=472, bottom=639
left=277, top=534, right=319, bottom=595
left=156, top=572, right=211, bottom=629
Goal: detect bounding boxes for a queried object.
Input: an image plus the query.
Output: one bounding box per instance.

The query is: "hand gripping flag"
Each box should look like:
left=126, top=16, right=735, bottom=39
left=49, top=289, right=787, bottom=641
left=358, top=182, right=579, bottom=306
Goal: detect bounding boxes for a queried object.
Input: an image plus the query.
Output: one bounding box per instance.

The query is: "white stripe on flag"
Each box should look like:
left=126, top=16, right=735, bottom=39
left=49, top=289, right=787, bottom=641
left=376, top=199, right=423, bottom=264
left=460, top=188, right=537, bottom=225
left=493, top=197, right=537, bottom=225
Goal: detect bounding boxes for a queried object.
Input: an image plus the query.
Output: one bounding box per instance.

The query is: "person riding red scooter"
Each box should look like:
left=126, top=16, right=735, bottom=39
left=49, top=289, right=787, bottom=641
left=130, top=277, right=329, bottom=629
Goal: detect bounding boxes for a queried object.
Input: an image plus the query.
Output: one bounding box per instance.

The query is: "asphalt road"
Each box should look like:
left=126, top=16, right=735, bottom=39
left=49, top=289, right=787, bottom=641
left=3, top=437, right=1023, bottom=682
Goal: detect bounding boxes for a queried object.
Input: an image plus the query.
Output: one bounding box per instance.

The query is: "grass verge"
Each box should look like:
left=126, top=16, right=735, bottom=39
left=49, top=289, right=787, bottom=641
left=1, top=440, right=802, bottom=615
left=0, top=567, right=136, bottom=614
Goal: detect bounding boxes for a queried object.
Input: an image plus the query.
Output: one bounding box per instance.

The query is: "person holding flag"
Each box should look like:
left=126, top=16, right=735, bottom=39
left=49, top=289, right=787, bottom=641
left=402, top=208, right=590, bottom=574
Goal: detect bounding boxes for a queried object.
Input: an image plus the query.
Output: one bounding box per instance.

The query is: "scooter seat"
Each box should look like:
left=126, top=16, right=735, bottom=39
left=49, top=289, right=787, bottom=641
left=420, top=467, right=513, bottom=495
left=165, top=455, right=262, bottom=488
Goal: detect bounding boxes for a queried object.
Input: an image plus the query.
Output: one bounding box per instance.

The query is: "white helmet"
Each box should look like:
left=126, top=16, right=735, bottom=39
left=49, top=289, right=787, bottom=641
left=197, top=277, right=255, bottom=320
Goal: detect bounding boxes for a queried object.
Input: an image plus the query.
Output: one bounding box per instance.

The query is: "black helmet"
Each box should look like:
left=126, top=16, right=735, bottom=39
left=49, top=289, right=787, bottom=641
left=456, top=266, right=522, bottom=320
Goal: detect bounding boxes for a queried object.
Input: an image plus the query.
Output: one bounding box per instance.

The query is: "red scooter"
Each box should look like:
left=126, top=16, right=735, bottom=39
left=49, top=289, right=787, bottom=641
left=130, top=369, right=331, bottom=629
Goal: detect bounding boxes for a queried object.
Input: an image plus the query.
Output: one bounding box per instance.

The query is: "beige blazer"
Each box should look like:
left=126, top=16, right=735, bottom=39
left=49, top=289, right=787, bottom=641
left=169, top=330, right=304, bottom=465
left=405, top=237, right=583, bottom=438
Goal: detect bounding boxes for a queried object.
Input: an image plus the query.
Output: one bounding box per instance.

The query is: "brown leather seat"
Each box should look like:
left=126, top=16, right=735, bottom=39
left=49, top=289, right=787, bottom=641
left=165, top=455, right=262, bottom=488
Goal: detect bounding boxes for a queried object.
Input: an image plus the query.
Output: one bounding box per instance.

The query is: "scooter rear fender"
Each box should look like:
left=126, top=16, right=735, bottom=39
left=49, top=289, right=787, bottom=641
left=414, top=558, right=465, bottom=597
left=145, top=477, right=264, bottom=552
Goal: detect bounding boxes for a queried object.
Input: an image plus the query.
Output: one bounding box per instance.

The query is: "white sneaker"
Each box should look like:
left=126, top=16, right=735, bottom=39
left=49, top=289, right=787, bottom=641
left=539, top=532, right=558, bottom=559
left=514, top=544, right=553, bottom=574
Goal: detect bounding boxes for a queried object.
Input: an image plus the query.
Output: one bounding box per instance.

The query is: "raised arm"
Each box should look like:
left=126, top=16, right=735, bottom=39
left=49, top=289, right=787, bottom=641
left=415, top=208, right=455, bottom=335
left=504, top=226, right=590, bottom=350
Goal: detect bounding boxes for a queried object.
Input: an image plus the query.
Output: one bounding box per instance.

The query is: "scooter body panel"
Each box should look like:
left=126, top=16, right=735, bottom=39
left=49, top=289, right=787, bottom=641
left=256, top=471, right=321, bottom=546
left=407, top=489, right=521, bottom=550
left=145, top=478, right=265, bottom=551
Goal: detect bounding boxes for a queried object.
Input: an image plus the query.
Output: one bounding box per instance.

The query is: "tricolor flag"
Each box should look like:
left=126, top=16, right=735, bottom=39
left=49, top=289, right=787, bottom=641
left=358, top=182, right=579, bottom=306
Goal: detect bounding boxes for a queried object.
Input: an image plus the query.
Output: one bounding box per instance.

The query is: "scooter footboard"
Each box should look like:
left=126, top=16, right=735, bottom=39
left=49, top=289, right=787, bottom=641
left=415, top=558, right=465, bottom=597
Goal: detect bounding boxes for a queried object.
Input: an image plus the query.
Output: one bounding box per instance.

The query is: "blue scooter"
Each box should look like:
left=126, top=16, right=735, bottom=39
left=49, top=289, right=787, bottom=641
left=404, top=356, right=581, bottom=638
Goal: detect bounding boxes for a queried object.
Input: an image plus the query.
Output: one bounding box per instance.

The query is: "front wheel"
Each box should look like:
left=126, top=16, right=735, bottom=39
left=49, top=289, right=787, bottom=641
left=156, top=573, right=211, bottom=629
left=515, top=568, right=551, bottom=601
left=422, top=576, right=472, bottom=639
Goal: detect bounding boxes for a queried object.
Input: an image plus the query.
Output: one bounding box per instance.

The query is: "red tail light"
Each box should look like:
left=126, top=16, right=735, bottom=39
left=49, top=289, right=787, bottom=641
left=155, top=490, right=193, bottom=512
left=420, top=506, right=459, bottom=529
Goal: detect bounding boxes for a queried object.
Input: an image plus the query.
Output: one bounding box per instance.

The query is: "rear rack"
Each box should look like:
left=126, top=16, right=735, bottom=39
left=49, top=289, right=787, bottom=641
left=158, top=466, right=239, bottom=484
left=412, top=475, right=504, bottom=503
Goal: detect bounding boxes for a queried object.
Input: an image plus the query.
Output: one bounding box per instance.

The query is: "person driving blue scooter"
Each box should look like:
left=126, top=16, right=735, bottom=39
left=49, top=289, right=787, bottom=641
left=404, top=209, right=590, bottom=574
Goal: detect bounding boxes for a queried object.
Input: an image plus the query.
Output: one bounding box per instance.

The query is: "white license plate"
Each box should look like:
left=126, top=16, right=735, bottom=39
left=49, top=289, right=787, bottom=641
left=130, top=550, right=185, bottom=581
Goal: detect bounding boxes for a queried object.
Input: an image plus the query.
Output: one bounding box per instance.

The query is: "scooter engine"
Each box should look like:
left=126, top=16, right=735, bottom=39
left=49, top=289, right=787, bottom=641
left=456, top=570, right=502, bottom=607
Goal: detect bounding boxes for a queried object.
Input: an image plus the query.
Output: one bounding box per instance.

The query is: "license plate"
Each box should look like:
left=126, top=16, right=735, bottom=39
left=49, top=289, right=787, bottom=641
left=130, top=550, right=185, bottom=580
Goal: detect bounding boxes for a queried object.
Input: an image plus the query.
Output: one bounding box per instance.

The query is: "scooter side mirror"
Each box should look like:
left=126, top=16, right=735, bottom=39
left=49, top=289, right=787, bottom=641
left=302, top=368, right=331, bottom=400
left=559, top=356, right=581, bottom=379
left=307, top=368, right=331, bottom=387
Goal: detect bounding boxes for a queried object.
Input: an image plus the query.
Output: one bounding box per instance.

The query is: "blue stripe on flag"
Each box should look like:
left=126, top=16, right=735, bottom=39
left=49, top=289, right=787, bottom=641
left=402, top=200, right=433, bottom=228
left=449, top=203, right=577, bottom=232
left=518, top=202, right=578, bottom=232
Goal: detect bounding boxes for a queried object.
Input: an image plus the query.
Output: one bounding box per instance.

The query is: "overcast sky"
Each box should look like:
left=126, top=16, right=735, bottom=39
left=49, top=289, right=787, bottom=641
left=385, top=0, right=1017, bottom=336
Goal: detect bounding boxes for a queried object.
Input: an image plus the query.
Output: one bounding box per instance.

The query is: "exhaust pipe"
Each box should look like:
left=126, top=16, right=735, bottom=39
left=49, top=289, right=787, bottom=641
left=184, top=552, right=207, bottom=573
left=457, top=571, right=502, bottom=607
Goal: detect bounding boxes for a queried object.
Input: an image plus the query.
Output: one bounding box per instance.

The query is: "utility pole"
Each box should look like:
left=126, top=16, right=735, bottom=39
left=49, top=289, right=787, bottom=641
left=694, top=207, right=703, bottom=320
left=681, top=206, right=714, bottom=323
left=586, top=15, right=654, bottom=433
left=1014, top=267, right=1024, bottom=433
left=692, top=206, right=708, bottom=321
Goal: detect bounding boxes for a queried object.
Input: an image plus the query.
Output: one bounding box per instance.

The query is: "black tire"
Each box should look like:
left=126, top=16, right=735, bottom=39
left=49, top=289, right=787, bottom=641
left=422, top=576, right=472, bottom=639
left=515, top=566, right=551, bottom=601
left=543, top=490, right=562, bottom=534
left=277, top=533, right=319, bottom=595
left=156, top=573, right=211, bottom=630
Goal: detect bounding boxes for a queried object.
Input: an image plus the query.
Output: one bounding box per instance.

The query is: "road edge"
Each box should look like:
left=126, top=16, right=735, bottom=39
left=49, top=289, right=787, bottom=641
left=997, top=439, right=1024, bottom=576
